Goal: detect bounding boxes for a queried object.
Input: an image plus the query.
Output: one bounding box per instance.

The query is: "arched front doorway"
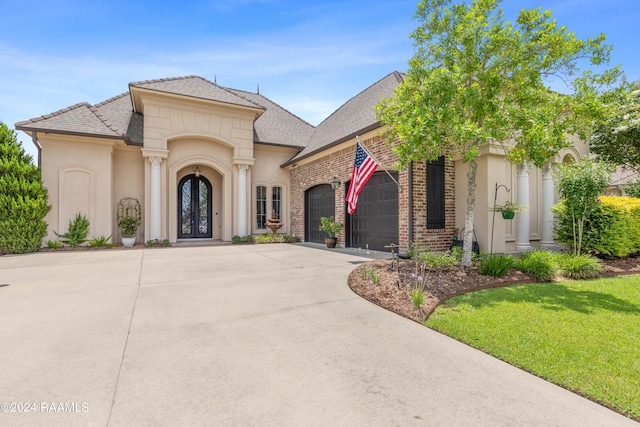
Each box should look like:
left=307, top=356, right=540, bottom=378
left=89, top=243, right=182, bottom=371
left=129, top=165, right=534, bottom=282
left=178, top=174, right=212, bottom=238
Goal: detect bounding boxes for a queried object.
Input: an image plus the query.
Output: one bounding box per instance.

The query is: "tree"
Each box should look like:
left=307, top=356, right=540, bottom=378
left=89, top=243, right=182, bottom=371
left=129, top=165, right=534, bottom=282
left=553, top=157, right=612, bottom=256
left=376, top=0, right=619, bottom=266
left=590, top=82, right=640, bottom=173
left=0, top=122, right=51, bottom=254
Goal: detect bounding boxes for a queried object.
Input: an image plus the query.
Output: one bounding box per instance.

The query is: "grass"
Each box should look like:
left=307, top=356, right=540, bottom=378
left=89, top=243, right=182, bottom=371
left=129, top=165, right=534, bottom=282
left=425, top=275, right=640, bottom=420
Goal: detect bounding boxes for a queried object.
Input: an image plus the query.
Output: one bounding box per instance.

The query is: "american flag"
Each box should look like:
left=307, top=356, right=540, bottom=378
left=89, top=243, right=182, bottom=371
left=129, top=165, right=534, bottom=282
left=346, top=142, right=378, bottom=214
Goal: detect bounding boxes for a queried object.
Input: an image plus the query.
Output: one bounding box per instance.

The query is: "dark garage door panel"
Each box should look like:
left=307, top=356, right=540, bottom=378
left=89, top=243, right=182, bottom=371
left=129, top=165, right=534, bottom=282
left=305, top=184, right=335, bottom=243
left=348, top=173, right=398, bottom=252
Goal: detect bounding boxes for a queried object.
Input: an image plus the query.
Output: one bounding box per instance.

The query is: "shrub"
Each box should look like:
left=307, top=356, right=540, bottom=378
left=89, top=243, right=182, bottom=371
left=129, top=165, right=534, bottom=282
left=254, top=234, right=300, bottom=244
left=419, top=251, right=458, bottom=269
left=449, top=245, right=463, bottom=262
left=479, top=254, right=514, bottom=277
left=232, top=235, right=255, bottom=244
left=514, top=250, right=558, bottom=281
left=88, top=235, right=112, bottom=247
left=0, top=122, right=51, bottom=254
left=55, top=213, right=89, bottom=247
left=46, top=240, right=62, bottom=249
left=146, top=239, right=170, bottom=247
left=556, top=253, right=604, bottom=279
left=553, top=158, right=612, bottom=255
left=554, top=196, right=640, bottom=258
left=407, top=242, right=430, bottom=259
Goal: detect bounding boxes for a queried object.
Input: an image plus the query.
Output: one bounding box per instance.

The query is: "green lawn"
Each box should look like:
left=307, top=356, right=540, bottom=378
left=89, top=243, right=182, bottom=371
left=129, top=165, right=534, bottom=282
left=425, top=275, right=640, bottom=420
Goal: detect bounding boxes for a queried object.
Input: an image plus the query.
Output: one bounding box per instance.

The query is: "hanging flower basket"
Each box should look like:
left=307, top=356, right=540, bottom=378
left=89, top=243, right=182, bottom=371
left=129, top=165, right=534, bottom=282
left=502, top=211, right=515, bottom=220
left=489, top=201, right=527, bottom=220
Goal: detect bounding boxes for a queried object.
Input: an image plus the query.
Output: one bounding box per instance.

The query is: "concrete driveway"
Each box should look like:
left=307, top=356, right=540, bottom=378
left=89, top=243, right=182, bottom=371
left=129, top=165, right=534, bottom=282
left=0, top=244, right=635, bottom=426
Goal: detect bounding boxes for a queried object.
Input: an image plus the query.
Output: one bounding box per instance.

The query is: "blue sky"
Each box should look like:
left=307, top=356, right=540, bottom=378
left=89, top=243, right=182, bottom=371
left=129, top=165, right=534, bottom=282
left=2, top=0, right=639, bottom=160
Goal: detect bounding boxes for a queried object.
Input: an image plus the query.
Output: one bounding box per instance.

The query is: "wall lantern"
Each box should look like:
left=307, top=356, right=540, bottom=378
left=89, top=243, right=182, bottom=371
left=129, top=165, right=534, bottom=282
left=193, top=166, right=201, bottom=178
left=330, top=176, right=341, bottom=190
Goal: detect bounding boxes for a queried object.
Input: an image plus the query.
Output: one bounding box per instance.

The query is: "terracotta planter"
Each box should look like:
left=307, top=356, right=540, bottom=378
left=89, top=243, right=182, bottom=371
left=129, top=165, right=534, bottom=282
left=325, top=237, right=338, bottom=248
left=502, top=211, right=515, bottom=220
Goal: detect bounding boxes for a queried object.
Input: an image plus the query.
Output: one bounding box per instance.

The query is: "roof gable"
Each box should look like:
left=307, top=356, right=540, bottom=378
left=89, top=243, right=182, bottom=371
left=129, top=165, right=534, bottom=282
left=129, top=76, right=264, bottom=112
left=285, top=71, right=404, bottom=164
left=15, top=101, right=127, bottom=140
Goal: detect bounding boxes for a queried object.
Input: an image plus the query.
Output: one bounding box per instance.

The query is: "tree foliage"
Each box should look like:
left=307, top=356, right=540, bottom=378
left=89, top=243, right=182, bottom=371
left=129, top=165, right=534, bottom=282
left=553, top=158, right=612, bottom=256
left=0, top=122, right=51, bottom=254
left=590, top=82, right=640, bottom=172
left=376, top=0, right=619, bottom=266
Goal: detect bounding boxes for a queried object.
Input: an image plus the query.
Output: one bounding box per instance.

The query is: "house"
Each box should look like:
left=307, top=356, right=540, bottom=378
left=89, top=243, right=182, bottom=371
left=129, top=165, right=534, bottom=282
left=15, top=72, right=587, bottom=253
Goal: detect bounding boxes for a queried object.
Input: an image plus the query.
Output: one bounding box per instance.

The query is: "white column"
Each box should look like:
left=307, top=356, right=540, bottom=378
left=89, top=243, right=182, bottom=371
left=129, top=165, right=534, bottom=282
left=541, top=163, right=556, bottom=248
left=149, top=156, right=162, bottom=240
left=516, top=160, right=532, bottom=252
left=237, top=164, right=248, bottom=236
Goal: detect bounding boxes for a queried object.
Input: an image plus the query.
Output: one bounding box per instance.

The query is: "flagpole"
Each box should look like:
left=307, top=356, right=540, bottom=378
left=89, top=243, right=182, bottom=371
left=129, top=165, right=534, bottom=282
left=356, top=135, right=402, bottom=191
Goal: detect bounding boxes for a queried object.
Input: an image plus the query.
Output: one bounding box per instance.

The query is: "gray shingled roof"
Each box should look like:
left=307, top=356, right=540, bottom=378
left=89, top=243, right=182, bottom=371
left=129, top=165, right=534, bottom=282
left=130, top=76, right=263, bottom=110
left=284, top=71, right=404, bottom=164
left=226, top=88, right=314, bottom=148
left=15, top=99, right=130, bottom=141
left=15, top=71, right=403, bottom=156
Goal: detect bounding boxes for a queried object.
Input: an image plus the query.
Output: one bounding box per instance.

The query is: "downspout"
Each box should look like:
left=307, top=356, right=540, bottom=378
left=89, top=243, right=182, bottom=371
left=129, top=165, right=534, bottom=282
left=32, top=131, right=42, bottom=167
left=408, top=161, right=414, bottom=251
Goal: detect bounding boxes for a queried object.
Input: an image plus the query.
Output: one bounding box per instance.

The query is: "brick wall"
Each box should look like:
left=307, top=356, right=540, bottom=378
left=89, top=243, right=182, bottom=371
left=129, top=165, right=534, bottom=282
left=290, top=135, right=456, bottom=252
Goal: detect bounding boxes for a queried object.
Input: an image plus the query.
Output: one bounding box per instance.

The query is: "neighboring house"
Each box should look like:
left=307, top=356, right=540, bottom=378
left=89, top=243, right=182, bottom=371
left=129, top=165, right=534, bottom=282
left=606, top=166, right=640, bottom=196
left=15, top=72, right=587, bottom=253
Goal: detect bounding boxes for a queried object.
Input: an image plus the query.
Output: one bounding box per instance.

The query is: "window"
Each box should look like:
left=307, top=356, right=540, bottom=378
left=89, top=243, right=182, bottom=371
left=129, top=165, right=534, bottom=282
left=426, top=156, right=445, bottom=229
left=256, top=185, right=267, bottom=229
left=272, top=186, right=282, bottom=221
left=255, top=185, right=285, bottom=231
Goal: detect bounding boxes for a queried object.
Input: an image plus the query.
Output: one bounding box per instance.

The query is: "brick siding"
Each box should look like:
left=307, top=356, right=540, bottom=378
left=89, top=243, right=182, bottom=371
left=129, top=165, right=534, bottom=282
left=290, top=135, right=456, bottom=252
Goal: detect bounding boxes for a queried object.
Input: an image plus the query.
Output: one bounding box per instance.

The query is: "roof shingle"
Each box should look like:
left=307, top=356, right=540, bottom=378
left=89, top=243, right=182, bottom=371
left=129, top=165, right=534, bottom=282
left=15, top=71, right=404, bottom=156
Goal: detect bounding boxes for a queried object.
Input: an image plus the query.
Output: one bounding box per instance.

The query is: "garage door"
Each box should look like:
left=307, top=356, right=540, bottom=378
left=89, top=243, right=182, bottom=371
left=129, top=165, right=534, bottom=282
left=347, top=172, right=398, bottom=252
left=305, top=184, right=335, bottom=243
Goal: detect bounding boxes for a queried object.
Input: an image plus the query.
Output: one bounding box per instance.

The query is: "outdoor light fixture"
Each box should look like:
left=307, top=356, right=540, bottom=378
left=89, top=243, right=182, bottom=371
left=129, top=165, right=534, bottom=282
left=330, top=176, right=341, bottom=190
left=193, top=166, right=201, bottom=177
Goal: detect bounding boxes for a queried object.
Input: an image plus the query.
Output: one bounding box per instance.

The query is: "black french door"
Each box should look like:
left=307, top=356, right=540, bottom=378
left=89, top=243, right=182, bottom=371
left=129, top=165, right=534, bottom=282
left=178, top=174, right=212, bottom=238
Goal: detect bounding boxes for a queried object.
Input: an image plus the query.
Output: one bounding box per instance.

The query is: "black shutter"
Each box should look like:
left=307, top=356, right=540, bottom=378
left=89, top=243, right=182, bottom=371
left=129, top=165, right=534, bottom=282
left=427, top=156, right=445, bottom=229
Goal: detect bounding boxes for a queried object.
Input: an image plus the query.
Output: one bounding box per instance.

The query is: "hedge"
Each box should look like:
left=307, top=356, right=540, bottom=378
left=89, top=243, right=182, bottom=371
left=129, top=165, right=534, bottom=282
left=554, top=196, right=640, bottom=258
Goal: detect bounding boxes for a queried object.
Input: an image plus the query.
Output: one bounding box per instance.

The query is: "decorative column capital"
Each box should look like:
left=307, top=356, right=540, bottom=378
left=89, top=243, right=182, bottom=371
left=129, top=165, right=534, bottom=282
left=148, top=156, right=163, bottom=168
left=517, top=160, right=532, bottom=177
left=542, top=162, right=555, bottom=179
left=237, top=164, right=249, bottom=175
left=141, top=148, right=169, bottom=160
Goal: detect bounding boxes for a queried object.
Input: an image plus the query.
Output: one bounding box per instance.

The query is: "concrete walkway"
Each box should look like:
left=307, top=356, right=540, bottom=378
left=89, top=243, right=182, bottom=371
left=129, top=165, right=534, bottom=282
left=0, top=244, right=635, bottom=426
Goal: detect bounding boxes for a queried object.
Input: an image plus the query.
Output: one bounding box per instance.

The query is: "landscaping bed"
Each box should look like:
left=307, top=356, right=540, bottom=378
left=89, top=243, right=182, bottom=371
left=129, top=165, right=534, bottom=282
left=348, top=254, right=640, bottom=323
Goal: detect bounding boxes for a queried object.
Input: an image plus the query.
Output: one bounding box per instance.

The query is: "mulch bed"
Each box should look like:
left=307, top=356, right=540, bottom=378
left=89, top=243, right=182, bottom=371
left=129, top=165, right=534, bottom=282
left=348, top=255, right=640, bottom=323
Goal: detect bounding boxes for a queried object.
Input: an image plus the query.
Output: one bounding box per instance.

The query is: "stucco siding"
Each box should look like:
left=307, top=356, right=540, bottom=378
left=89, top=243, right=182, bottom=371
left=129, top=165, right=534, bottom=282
left=39, top=135, right=115, bottom=243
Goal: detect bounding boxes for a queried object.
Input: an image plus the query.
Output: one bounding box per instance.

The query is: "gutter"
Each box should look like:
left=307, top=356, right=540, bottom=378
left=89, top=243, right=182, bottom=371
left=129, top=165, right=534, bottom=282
left=32, top=131, right=42, bottom=167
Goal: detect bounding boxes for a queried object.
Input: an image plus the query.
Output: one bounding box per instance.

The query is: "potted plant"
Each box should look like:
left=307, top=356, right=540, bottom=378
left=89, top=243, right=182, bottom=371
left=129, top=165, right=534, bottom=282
left=489, top=200, right=528, bottom=219
left=319, top=216, right=344, bottom=248
left=117, top=197, right=141, bottom=246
